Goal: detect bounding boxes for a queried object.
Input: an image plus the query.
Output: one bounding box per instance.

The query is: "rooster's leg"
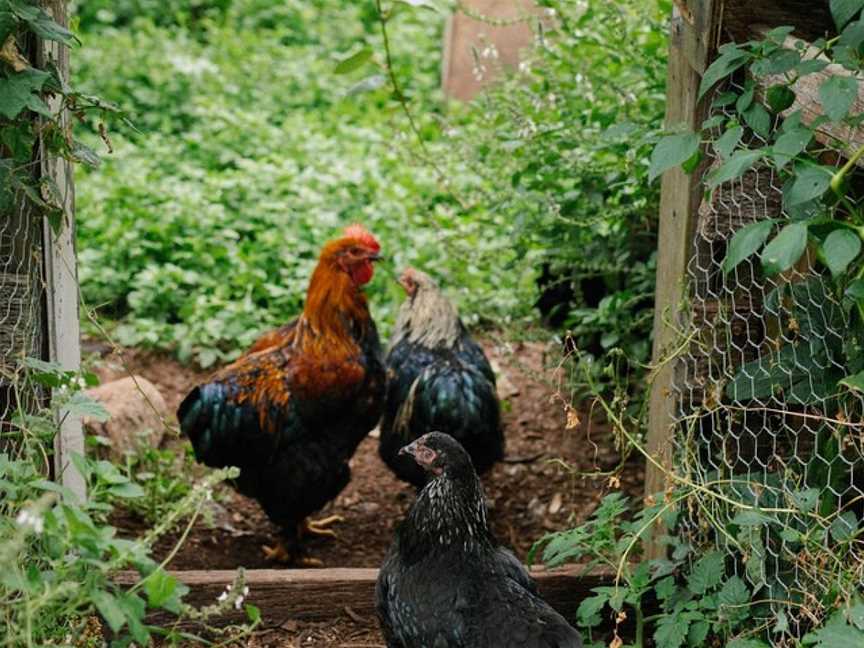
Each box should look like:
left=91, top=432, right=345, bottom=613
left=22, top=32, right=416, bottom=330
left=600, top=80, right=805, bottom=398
left=303, top=514, right=345, bottom=539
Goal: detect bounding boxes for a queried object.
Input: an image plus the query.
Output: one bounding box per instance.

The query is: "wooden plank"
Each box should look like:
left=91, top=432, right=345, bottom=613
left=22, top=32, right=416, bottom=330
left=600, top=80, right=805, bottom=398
left=115, top=565, right=617, bottom=628
left=37, top=1, right=85, bottom=502
left=751, top=26, right=864, bottom=166
left=644, top=0, right=720, bottom=559
left=722, top=0, right=834, bottom=43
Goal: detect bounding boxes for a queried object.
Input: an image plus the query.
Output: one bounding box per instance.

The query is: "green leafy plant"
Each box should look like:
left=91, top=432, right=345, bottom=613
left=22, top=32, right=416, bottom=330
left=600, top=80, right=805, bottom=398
left=116, top=442, right=196, bottom=525
left=532, top=492, right=864, bottom=648
left=0, top=360, right=256, bottom=645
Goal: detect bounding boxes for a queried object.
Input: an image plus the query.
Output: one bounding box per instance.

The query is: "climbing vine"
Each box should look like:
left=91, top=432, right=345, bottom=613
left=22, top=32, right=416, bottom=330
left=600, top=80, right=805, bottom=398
left=0, top=0, right=116, bottom=229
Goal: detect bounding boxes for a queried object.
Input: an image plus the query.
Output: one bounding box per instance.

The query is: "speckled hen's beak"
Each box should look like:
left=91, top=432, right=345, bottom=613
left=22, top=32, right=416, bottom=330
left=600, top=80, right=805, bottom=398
left=399, top=440, right=419, bottom=458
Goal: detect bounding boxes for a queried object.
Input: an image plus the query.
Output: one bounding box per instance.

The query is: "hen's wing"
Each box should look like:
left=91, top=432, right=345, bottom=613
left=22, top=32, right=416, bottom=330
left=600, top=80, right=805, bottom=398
left=456, top=323, right=496, bottom=385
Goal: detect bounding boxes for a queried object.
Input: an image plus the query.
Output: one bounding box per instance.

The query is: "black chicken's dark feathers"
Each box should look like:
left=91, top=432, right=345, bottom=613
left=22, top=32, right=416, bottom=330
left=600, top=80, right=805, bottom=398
left=376, top=433, right=581, bottom=648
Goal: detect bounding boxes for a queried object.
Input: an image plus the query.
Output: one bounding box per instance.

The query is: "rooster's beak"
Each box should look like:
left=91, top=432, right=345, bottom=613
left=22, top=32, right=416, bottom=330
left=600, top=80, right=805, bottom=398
left=368, top=251, right=383, bottom=262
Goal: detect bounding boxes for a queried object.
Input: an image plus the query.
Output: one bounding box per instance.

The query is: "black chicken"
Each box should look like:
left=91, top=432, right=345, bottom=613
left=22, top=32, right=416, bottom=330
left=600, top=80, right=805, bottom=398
left=379, top=268, right=503, bottom=487
left=376, top=432, right=583, bottom=648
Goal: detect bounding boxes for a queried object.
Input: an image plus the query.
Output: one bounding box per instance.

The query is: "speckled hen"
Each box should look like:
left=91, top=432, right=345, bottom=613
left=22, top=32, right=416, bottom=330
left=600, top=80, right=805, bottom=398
left=376, top=432, right=582, bottom=648
left=177, top=225, right=386, bottom=565
left=379, top=268, right=503, bottom=487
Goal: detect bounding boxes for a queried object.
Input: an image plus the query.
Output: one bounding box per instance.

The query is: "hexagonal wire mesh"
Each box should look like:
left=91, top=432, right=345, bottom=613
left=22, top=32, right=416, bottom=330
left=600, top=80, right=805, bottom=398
left=0, top=194, right=46, bottom=436
left=669, top=79, right=864, bottom=643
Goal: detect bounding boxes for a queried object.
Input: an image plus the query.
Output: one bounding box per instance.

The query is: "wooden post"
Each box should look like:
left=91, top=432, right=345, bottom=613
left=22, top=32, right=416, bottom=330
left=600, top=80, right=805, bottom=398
left=38, top=1, right=85, bottom=502
left=644, top=0, right=720, bottom=558
left=441, top=0, right=539, bottom=101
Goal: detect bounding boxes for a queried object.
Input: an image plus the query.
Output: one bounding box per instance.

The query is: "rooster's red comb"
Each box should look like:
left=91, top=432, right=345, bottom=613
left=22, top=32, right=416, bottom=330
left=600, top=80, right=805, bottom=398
left=343, top=224, right=380, bottom=252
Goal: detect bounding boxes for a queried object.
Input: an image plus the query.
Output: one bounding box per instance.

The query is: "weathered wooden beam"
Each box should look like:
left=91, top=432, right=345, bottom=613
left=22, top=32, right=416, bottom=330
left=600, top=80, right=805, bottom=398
left=37, top=1, right=85, bottom=502
left=722, top=0, right=833, bottom=44
left=115, top=565, right=616, bottom=628
left=752, top=26, right=864, bottom=167
left=645, top=1, right=721, bottom=559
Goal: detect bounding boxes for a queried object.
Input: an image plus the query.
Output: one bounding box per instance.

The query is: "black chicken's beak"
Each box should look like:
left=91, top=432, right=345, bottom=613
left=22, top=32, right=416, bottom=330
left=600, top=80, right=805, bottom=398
left=399, top=441, right=418, bottom=458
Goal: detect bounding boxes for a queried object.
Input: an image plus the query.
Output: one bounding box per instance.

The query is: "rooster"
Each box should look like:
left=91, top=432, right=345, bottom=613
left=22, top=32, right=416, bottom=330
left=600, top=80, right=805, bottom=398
left=177, top=225, right=386, bottom=565
left=376, top=432, right=583, bottom=647
left=379, top=268, right=503, bottom=487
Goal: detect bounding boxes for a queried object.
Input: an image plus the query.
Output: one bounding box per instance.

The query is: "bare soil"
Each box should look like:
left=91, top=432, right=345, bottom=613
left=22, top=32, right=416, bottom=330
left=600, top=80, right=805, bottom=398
left=90, top=337, right=644, bottom=647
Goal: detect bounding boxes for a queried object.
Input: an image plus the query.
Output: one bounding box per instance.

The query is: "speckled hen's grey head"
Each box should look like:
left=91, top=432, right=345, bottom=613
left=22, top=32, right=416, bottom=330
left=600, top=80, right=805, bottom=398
left=399, top=431, right=474, bottom=478
left=390, top=268, right=461, bottom=350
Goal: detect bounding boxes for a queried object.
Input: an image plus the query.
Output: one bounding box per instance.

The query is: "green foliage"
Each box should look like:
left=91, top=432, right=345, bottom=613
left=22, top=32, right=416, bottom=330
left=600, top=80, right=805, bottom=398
left=654, top=8, right=864, bottom=407
left=116, top=442, right=196, bottom=525
left=0, top=361, right=252, bottom=645
left=534, top=492, right=864, bottom=647
left=74, top=0, right=533, bottom=366
left=0, top=0, right=115, bottom=225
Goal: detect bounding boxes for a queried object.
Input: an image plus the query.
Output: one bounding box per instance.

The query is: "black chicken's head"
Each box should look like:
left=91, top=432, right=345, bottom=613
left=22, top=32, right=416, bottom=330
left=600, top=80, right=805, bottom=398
left=399, top=432, right=474, bottom=479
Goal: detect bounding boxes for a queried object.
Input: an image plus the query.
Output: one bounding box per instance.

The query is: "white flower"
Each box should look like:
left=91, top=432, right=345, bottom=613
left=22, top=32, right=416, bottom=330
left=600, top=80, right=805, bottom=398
left=242, top=586, right=250, bottom=597
left=16, top=509, right=44, bottom=534
left=216, top=583, right=232, bottom=603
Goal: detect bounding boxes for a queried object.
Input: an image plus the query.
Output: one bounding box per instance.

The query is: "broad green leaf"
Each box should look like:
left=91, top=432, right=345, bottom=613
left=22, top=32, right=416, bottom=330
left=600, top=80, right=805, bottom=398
left=145, top=569, right=178, bottom=609
left=17, top=6, right=78, bottom=45
left=772, top=127, right=812, bottom=168
left=819, top=75, right=859, bottom=122
left=831, top=0, right=864, bottom=29
left=849, top=601, right=864, bottom=630
left=649, top=132, right=700, bottom=181
left=0, top=68, right=50, bottom=119
left=804, top=610, right=864, bottom=647
left=766, top=85, right=796, bottom=113
left=791, top=488, right=819, bottom=513
left=840, top=18, right=864, bottom=49
left=688, top=551, right=725, bottom=595
left=743, top=103, right=771, bottom=137
left=822, top=228, right=861, bottom=277
left=839, top=370, right=864, bottom=392
left=846, top=279, right=864, bottom=299
left=246, top=604, right=261, bottom=623
left=761, top=222, right=808, bottom=275
left=786, top=165, right=833, bottom=206
left=731, top=510, right=774, bottom=526
left=718, top=576, right=750, bottom=623
left=830, top=511, right=858, bottom=542
left=92, top=590, right=126, bottom=633
left=576, top=592, right=608, bottom=628
left=654, top=615, right=689, bottom=648
left=334, top=47, right=373, bottom=74
left=63, top=392, right=110, bottom=422
left=705, top=149, right=764, bottom=189
left=714, top=125, right=743, bottom=160
left=798, top=59, right=830, bottom=76
left=698, top=48, right=751, bottom=99
left=723, top=219, right=776, bottom=273
left=727, top=641, right=771, bottom=648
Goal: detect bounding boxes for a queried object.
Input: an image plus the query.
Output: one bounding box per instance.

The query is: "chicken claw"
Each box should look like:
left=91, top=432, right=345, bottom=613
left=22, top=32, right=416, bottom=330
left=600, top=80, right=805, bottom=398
left=304, top=514, right=345, bottom=538
left=262, top=541, right=292, bottom=563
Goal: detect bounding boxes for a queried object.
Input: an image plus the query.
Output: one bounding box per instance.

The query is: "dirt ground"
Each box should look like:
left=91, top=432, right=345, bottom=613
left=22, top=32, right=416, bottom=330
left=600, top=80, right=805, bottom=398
left=90, top=337, right=645, bottom=647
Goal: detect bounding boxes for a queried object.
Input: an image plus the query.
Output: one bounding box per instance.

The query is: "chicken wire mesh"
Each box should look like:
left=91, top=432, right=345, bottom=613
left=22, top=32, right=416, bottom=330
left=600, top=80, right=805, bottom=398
left=0, top=195, right=46, bottom=431
left=667, top=80, right=864, bottom=642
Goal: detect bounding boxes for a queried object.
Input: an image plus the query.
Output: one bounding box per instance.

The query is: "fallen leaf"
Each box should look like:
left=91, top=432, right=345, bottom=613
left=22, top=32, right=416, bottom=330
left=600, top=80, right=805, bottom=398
left=565, top=405, right=580, bottom=429
left=1, top=35, right=29, bottom=72
left=548, top=492, right=563, bottom=515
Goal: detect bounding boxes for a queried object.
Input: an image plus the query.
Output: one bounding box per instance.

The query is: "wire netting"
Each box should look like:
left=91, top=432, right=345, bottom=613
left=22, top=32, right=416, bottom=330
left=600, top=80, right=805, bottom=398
left=667, top=80, right=864, bottom=643
left=0, top=197, right=45, bottom=428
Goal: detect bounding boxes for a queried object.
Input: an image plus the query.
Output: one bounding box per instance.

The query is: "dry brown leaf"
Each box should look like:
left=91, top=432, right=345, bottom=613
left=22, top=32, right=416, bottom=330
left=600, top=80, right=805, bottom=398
left=609, top=636, right=623, bottom=648
left=565, top=405, right=580, bottom=429
left=1, top=35, right=29, bottom=72
left=548, top=492, right=563, bottom=515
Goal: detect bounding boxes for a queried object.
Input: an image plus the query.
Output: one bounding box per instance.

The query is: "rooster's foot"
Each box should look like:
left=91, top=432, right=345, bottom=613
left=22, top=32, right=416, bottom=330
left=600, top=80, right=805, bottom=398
left=261, top=542, right=292, bottom=563
left=304, top=514, right=345, bottom=539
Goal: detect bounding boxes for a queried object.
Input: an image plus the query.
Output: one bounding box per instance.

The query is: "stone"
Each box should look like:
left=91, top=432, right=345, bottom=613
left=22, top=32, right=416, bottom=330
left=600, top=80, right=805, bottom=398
left=83, top=376, right=167, bottom=459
